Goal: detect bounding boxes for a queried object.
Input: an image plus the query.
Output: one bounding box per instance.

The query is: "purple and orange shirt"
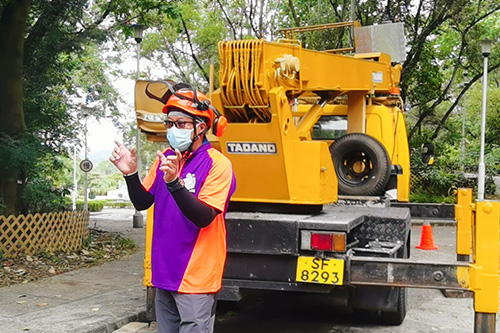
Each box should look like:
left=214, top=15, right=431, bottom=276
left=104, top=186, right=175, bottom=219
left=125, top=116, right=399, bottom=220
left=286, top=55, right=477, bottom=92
left=142, top=142, right=236, bottom=293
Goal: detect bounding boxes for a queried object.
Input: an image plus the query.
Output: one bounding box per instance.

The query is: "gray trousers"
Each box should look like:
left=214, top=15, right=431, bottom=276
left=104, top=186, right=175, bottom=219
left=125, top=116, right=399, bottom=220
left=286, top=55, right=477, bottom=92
left=155, top=288, right=216, bottom=333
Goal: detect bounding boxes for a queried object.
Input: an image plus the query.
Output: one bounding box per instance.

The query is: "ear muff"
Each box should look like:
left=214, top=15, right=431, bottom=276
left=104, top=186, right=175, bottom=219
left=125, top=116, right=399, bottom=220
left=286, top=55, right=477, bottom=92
left=192, top=98, right=227, bottom=136
left=209, top=105, right=227, bottom=137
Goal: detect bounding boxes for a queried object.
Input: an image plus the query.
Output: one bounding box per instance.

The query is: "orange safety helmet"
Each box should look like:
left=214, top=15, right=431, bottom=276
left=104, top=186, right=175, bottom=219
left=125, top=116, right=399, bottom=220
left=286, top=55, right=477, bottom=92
left=162, top=89, right=227, bottom=137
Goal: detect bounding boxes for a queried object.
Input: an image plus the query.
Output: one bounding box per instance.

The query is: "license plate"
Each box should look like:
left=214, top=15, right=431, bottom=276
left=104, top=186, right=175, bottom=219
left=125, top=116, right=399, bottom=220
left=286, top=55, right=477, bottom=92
left=296, top=256, right=344, bottom=285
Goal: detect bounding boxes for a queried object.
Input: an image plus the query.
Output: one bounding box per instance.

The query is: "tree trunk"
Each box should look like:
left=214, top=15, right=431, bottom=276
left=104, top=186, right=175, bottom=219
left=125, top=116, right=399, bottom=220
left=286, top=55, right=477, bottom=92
left=288, top=0, right=301, bottom=27
left=0, top=0, right=31, bottom=215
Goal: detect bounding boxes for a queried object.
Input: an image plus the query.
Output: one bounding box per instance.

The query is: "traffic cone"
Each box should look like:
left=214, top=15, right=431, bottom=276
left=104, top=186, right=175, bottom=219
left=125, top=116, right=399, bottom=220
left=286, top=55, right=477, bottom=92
left=416, top=221, right=439, bottom=250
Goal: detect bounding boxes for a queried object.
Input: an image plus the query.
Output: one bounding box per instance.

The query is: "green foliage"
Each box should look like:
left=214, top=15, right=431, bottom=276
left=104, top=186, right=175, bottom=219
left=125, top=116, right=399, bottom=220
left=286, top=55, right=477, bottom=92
left=406, top=43, right=444, bottom=108
left=138, top=1, right=228, bottom=89
left=75, top=200, right=105, bottom=212
left=82, top=234, right=92, bottom=248
left=117, top=237, right=137, bottom=251
left=34, top=247, right=51, bottom=259
left=21, top=179, right=70, bottom=214
left=0, top=132, right=39, bottom=180
left=412, top=166, right=467, bottom=196
left=81, top=230, right=138, bottom=262
left=409, top=139, right=498, bottom=203
left=89, top=200, right=105, bottom=212
left=409, top=192, right=457, bottom=205
left=405, top=5, right=500, bottom=139
left=88, top=161, right=125, bottom=196
left=0, top=0, right=127, bottom=214
left=105, top=201, right=133, bottom=209
left=23, top=1, right=119, bottom=151
left=1, top=0, right=499, bottom=212
left=15, top=148, right=76, bottom=214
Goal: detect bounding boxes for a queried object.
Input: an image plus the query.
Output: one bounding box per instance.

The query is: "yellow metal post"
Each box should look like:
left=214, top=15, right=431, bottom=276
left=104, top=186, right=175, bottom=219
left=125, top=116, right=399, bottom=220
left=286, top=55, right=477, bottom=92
left=455, top=188, right=473, bottom=261
left=347, top=91, right=367, bottom=134
left=143, top=206, right=154, bottom=287
left=470, top=200, right=499, bottom=332
left=144, top=206, right=155, bottom=321
left=297, top=102, right=325, bottom=140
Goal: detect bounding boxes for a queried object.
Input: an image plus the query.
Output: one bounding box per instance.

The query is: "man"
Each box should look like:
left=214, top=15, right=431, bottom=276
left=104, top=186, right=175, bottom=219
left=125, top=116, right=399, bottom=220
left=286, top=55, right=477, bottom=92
left=110, top=86, right=236, bottom=333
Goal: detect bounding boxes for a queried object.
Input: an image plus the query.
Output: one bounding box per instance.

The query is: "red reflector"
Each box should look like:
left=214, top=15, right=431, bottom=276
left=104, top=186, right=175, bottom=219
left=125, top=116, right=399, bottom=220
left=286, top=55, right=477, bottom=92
left=311, top=233, right=333, bottom=251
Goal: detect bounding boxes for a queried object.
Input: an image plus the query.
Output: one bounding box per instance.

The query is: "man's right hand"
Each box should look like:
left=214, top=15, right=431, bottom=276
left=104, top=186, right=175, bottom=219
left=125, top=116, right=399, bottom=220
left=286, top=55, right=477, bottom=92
left=109, top=141, right=138, bottom=175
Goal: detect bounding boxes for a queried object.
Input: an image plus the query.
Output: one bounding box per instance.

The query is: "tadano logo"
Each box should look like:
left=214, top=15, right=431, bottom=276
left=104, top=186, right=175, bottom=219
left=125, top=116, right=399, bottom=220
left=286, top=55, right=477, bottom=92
left=226, top=142, right=277, bottom=155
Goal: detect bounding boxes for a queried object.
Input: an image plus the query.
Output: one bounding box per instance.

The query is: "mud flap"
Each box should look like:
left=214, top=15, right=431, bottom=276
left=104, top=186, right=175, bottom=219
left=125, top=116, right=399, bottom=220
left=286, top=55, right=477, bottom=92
left=350, top=286, right=398, bottom=312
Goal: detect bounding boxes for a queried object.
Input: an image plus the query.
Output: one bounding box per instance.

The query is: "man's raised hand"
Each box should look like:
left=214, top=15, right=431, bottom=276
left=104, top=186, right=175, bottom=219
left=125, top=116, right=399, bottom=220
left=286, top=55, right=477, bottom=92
left=109, top=141, right=138, bottom=175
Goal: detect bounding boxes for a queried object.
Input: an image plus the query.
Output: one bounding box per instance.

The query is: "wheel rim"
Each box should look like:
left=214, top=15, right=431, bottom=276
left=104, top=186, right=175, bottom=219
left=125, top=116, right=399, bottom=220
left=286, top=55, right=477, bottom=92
left=340, top=150, right=374, bottom=186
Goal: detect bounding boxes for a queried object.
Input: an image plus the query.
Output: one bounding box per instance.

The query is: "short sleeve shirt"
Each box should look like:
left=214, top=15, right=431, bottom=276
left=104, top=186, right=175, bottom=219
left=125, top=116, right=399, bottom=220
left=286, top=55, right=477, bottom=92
left=142, top=142, right=236, bottom=293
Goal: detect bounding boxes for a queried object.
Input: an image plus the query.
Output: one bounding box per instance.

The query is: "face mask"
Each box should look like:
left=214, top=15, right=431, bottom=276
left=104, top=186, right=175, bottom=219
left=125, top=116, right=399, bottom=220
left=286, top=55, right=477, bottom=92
left=166, top=127, right=193, bottom=152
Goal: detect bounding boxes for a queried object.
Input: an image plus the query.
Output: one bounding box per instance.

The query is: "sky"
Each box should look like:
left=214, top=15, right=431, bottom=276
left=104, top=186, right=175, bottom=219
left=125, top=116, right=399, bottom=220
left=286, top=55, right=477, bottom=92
left=82, top=79, right=132, bottom=163
left=80, top=37, right=167, bottom=164
left=86, top=116, right=122, bottom=161
left=80, top=49, right=138, bottom=163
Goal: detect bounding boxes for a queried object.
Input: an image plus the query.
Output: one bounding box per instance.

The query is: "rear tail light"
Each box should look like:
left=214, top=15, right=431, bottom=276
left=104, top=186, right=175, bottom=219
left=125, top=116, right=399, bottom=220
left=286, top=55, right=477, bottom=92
left=301, top=231, right=346, bottom=252
left=311, top=233, right=332, bottom=250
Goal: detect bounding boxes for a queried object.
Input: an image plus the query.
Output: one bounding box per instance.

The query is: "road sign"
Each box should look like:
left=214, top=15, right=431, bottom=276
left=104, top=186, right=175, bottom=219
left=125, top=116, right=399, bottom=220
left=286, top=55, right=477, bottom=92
left=80, top=159, right=93, bottom=172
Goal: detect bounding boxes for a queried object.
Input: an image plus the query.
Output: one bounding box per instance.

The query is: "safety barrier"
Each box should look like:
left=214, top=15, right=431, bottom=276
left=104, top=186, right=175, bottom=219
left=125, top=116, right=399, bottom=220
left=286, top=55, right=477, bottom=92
left=0, top=211, right=89, bottom=258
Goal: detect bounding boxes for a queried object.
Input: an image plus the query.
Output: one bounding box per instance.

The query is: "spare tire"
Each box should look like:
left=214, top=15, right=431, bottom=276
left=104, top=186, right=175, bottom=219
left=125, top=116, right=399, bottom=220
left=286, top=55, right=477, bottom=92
left=330, top=133, right=391, bottom=196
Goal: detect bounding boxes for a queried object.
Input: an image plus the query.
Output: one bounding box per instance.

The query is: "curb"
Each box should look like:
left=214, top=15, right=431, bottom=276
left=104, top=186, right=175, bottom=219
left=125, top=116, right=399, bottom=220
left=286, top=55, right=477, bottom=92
left=411, top=218, right=456, bottom=226
left=85, top=310, right=148, bottom=333
left=86, top=311, right=148, bottom=333
left=112, top=320, right=156, bottom=333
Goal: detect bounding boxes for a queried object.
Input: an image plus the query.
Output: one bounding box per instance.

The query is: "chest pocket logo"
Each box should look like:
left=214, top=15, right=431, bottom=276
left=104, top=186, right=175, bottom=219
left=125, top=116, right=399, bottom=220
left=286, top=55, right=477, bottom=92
left=183, top=173, right=196, bottom=193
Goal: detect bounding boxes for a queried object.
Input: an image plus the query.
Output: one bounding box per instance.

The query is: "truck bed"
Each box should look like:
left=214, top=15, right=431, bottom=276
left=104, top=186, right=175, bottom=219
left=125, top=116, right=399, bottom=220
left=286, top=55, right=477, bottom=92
left=225, top=205, right=410, bottom=254
left=221, top=205, right=412, bottom=301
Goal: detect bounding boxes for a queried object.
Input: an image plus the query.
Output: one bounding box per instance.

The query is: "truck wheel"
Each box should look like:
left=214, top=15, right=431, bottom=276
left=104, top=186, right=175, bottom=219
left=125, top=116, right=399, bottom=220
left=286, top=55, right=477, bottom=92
left=352, top=287, right=407, bottom=326
left=380, top=232, right=409, bottom=325
left=380, top=287, right=407, bottom=325
left=329, top=133, right=391, bottom=196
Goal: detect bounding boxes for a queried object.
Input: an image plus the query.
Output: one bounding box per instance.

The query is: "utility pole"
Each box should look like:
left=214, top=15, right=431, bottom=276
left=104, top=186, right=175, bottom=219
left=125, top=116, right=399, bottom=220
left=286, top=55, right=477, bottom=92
left=132, top=24, right=146, bottom=228
left=477, top=39, right=492, bottom=201
left=460, top=69, right=468, bottom=165
left=73, top=146, right=77, bottom=210
left=83, top=113, right=89, bottom=212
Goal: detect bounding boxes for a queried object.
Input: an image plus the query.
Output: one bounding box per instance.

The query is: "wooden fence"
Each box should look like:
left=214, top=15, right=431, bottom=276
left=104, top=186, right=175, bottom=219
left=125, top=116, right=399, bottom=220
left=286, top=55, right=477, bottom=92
left=0, top=211, right=89, bottom=258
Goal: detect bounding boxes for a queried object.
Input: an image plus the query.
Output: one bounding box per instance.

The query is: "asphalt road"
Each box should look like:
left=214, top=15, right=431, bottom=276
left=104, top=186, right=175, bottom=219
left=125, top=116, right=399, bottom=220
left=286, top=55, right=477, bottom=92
left=214, top=224, right=497, bottom=333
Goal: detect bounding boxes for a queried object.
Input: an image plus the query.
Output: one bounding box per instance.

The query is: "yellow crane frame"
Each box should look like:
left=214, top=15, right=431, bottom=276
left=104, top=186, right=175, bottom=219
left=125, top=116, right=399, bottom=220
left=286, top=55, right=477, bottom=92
left=211, top=35, right=409, bottom=204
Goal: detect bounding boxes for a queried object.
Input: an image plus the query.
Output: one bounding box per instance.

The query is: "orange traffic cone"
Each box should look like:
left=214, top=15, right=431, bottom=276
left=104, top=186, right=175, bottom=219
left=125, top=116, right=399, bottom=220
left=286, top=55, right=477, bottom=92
left=416, top=221, right=439, bottom=250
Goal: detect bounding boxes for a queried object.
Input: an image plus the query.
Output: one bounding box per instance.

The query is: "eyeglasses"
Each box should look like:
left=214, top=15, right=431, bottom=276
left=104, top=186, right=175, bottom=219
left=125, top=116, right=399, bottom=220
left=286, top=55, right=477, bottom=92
left=164, top=120, right=195, bottom=129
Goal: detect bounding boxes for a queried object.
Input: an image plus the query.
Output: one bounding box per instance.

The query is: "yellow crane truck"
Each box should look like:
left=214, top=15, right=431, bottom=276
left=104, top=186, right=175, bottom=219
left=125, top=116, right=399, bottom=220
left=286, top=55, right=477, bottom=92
left=135, top=22, right=499, bottom=328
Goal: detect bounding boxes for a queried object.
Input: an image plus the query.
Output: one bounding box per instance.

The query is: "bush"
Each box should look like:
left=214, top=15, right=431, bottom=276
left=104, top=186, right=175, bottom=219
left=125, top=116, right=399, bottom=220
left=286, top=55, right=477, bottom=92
left=21, top=179, right=71, bottom=214
left=66, top=199, right=132, bottom=211
left=95, top=199, right=133, bottom=209
left=410, top=165, right=497, bottom=203
left=409, top=192, right=456, bottom=204
left=89, top=200, right=105, bottom=212
left=106, top=201, right=133, bottom=209
left=75, top=200, right=105, bottom=212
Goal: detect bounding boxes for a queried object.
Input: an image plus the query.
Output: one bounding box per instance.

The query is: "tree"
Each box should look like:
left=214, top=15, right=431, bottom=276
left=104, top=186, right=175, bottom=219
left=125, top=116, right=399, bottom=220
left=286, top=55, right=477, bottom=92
left=0, top=0, right=31, bottom=214
left=2, top=0, right=499, bottom=214
left=403, top=2, right=500, bottom=143
left=0, top=0, right=164, bottom=214
left=88, top=160, right=124, bottom=196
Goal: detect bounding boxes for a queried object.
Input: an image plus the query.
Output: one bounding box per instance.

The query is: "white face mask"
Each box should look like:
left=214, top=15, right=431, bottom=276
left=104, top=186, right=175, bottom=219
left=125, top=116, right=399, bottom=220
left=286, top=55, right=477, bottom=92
left=166, top=127, right=193, bottom=152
